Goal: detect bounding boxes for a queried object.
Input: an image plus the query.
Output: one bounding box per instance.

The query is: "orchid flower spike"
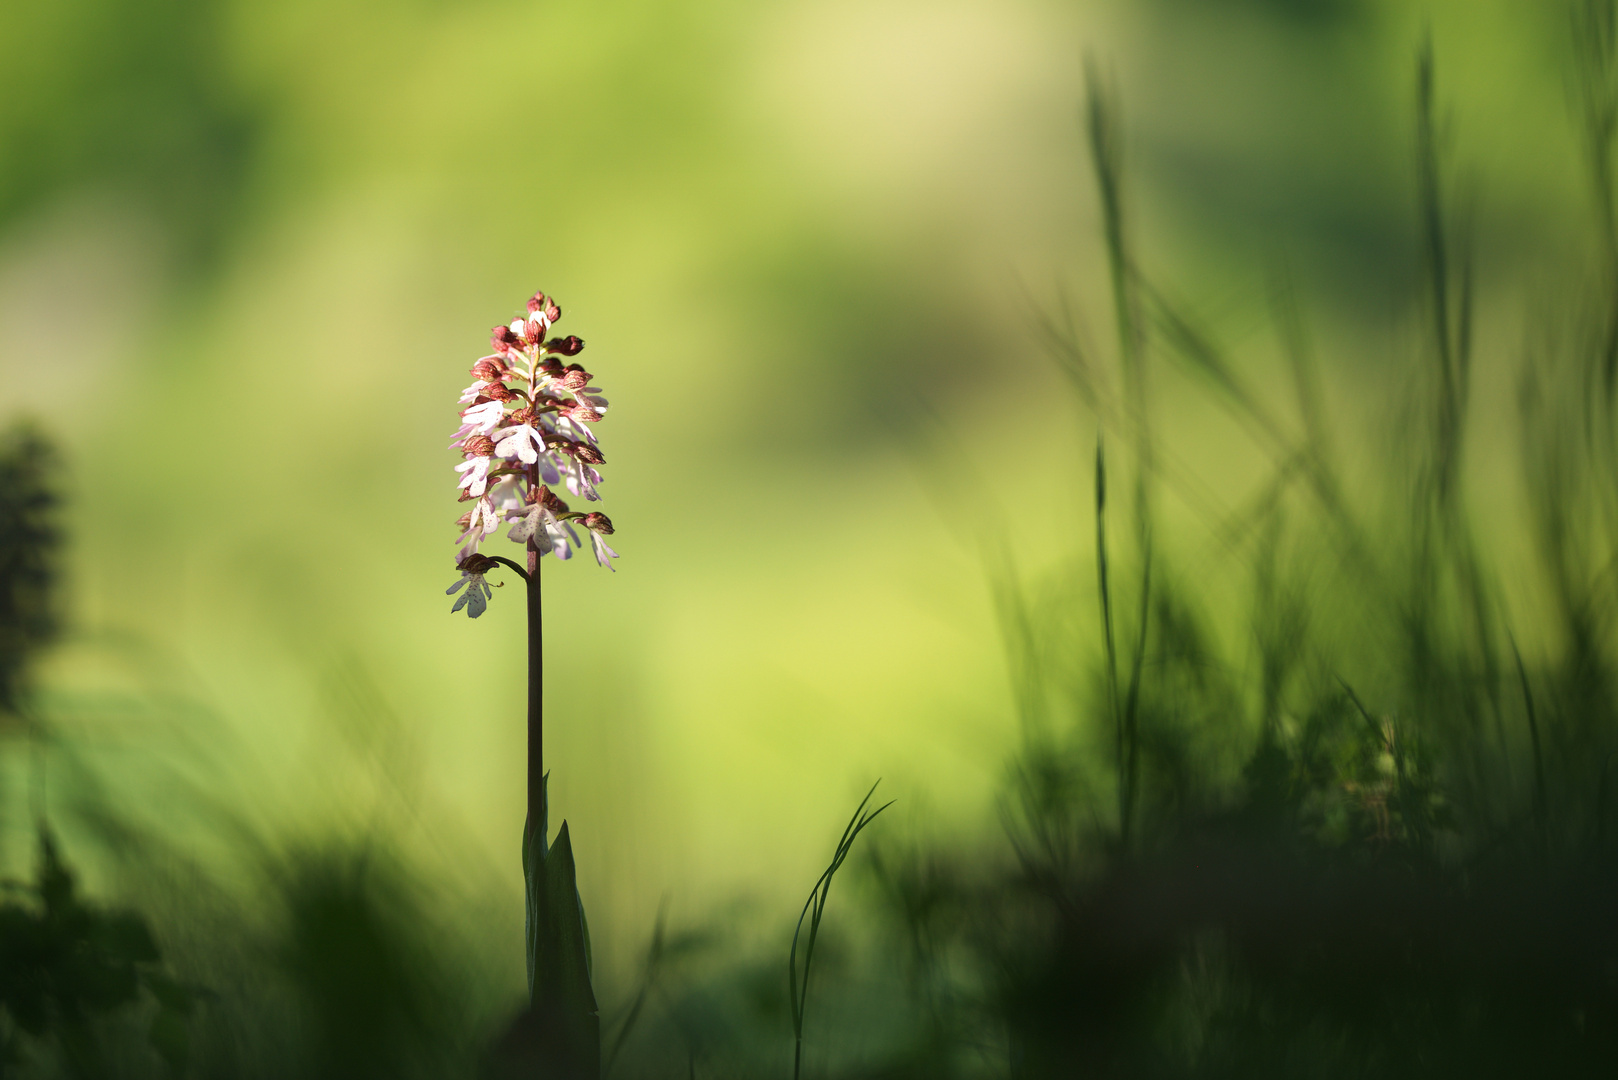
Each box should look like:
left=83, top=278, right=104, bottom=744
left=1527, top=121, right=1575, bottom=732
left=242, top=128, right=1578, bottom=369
left=446, top=291, right=620, bottom=616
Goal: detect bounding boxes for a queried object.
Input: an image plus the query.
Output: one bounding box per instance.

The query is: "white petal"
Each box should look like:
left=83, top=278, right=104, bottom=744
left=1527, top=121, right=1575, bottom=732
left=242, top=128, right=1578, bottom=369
left=590, top=532, right=618, bottom=570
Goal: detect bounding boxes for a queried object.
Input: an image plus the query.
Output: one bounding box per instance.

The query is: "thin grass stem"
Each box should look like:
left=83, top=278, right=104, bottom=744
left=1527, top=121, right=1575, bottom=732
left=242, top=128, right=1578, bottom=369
left=789, top=781, right=892, bottom=1080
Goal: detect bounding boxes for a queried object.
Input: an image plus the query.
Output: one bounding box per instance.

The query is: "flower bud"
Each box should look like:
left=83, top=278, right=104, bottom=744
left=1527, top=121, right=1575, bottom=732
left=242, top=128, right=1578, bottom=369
left=543, top=299, right=561, bottom=323
left=539, top=486, right=570, bottom=513
left=491, top=324, right=520, bottom=351
left=455, top=510, right=473, bottom=530
left=565, top=402, right=603, bottom=423
left=545, top=336, right=585, bottom=356
left=572, top=442, right=605, bottom=465
left=483, top=382, right=518, bottom=402
left=524, top=317, right=546, bottom=344
left=582, top=512, right=614, bottom=535
left=526, top=291, right=547, bottom=315
left=508, top=405, right=537, bottom=425
left=561, top=364, right=592, bottom=390
left=470, top=359, right=506, bottom=382
left=463, top=435, right=497, bottom=457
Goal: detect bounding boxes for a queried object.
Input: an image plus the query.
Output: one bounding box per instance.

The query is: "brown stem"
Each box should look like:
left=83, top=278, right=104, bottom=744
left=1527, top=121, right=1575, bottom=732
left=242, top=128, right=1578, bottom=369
left=527, top=540, right=542, bottom=836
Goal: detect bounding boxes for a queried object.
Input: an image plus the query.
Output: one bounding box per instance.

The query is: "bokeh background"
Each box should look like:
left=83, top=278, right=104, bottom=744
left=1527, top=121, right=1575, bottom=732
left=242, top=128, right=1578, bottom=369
left=0, top=0, right=1597, bottom=1008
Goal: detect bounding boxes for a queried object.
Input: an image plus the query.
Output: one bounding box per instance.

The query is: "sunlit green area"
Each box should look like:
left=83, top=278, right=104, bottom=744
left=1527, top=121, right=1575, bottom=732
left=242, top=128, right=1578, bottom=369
left=4, top=0, right=1617, bottom=1074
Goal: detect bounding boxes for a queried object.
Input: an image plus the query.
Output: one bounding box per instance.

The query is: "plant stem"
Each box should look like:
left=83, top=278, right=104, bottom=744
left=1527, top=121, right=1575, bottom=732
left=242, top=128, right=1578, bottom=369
left=528, top=542, right=542, bottom=840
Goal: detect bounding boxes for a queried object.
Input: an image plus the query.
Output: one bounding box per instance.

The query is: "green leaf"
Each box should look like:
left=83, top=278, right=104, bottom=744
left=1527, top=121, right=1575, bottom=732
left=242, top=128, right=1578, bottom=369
left=521, top=774, right=600, bottom=1076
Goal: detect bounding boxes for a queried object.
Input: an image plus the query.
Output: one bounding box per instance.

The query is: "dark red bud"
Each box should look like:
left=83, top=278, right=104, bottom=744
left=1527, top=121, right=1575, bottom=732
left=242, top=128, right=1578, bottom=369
left=543, top=299, right=561, bottom=323
left=455, top=510, right=473, bottom=530
left=526, top=291, right=547, bottom=315
left=567, top=403, right=603, bottom=423
left=491, top=325, right=520, bottom=350
left=572, top=443, right=604, bottom=465
left=545, top=336, right=585, bottom=356
left=539, top=486, right=570, bottom=513
left=508, top=405, right=536, bottom=425
left=560, top=364, right=592, bottom=390
left=582, top=512, right=614, bottom=535
left=470, top=359, right=505, bottom=381
left=459, top=552, right=497, bottom=573
left=484, top=382, right=517, bottom=402
left=464, top=435, right=497, bottom=457
left=524, top=317, right=545, bottom=344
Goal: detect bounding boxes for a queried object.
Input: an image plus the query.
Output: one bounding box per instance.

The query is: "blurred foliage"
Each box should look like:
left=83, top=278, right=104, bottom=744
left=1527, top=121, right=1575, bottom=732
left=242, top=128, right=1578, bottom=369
left=0, top=830, right=195, bottom=1078
left=0, top=0, right=259, bottom=266
left=0, top=425, right=57, bottom=720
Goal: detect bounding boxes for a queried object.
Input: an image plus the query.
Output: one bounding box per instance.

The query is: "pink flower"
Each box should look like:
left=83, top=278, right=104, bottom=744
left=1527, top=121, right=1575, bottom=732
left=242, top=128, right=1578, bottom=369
left=447, top=554, right=499, bottom=617
left=582, top=513, right=617, bottom=570
left=456, top=495, right=502, bottom=557
left=494, top=421, right=544, bottom=465
left=455, top=455, right=493, bottom=497
left=445, top=291, right=621, bottom=615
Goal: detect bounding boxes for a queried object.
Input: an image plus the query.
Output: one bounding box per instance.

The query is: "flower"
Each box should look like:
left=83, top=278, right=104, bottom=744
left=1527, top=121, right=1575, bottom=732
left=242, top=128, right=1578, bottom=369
left=455, top=454, right=494, bottom=498
left=456, top=495, right=503, bottom=558
left=582, top=512, right=618, bottom=570
left=447, top=553, right=499, bottom=617
left=444, top=291, right=621, bottom=615
left=493, top=413, right=545, bottom=465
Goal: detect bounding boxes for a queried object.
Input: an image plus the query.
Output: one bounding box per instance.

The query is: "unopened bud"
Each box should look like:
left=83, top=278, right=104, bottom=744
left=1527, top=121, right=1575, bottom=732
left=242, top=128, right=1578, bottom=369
left=471, top=359, right=506, bottom=381
left=525, top=317, right=546, bottom=344
left=491, top=325, right=520, bottom=351
left=582, top=512, right=614, bottom=535
left=508, top=405, right=537, bottom=425
left=455, top=510, right=473, bottom=530
left=546, top=336, right=585, bottom=356
left=543, top=299, right=561, bottom=323
left=540, top=486, right=570, bottom=513
left=561, top=364, right=592, bottom=390
left=459, top=552, right=497, bottom=573
left=464, top=435, right=497, bottom=457
left=572, top=442, right=605, bottom=465
left=483, top=382, right=517, bottom=402
left=566, top=402, right=603, bottom=423
left=527, top=291, right=547, bottom=315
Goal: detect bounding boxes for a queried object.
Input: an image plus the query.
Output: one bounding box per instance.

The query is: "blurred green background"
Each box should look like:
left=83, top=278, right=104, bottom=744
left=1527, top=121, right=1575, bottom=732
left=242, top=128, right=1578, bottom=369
left=0, top=0, right=1594, bottom=995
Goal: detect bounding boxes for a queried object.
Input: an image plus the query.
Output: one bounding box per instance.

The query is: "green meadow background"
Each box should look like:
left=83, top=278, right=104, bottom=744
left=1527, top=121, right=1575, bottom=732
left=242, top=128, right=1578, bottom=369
left=0, top=0, right=1594, bottom=996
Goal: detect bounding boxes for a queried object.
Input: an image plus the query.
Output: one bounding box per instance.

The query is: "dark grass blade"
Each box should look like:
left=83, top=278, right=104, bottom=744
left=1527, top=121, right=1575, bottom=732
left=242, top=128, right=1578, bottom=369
left=1096, top=437, right=1123, bottom=829
left=603, top=898, right=669, bottom=1078
left=789, top=781, right=892, bottom=1080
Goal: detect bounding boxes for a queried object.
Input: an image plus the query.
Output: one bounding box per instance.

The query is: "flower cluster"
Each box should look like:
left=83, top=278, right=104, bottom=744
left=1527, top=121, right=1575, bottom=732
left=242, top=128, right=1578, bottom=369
left=447, top=291, right=618, bottom=616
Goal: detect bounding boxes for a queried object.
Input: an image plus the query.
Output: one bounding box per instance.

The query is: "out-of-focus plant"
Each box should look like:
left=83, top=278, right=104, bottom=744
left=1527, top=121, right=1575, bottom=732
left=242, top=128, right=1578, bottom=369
left=0, top=831, right=196, bottom=1076
left=0, top=425, right=59, bottom=723
left=0, top=423, right=198, bottom=1076
left=843, top=20, right=1618, bottom=1079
